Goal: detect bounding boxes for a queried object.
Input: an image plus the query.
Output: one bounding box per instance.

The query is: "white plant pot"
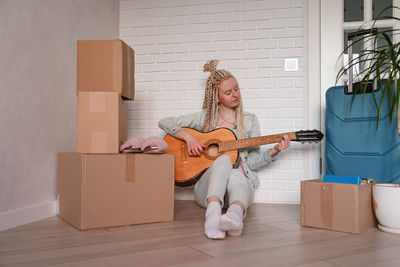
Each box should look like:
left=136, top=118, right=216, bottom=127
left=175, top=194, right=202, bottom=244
left=372, top=183, right=400, bottom=234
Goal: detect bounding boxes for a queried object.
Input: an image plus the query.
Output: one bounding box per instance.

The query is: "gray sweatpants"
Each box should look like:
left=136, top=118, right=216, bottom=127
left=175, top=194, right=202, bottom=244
left=193, top=154, right=255, bottom=212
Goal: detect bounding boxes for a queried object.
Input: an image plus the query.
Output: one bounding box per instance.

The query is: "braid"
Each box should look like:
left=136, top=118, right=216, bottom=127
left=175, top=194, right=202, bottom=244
left=203, top=59, right=219, bottom=72
left=201, top=59, right=245, bottom=138
left=235, top=99, right=245, bottom=139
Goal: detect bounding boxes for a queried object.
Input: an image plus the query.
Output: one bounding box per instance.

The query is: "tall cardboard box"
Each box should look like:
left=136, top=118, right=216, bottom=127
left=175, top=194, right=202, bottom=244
left=77, top=91, right=127, bottom=154
left=58, top=153, right=175, bottom=230
left=77, top=39, right=135, bottom=100
left=301, top=179, right=375, bottom=233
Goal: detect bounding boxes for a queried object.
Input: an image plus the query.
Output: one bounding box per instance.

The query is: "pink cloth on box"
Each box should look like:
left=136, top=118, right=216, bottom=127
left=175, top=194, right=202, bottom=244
left=141, top=136, right=168, bottom=153
left=120, top=136, right=168, bottom=153
left=120, top=136, right=145, bottom=152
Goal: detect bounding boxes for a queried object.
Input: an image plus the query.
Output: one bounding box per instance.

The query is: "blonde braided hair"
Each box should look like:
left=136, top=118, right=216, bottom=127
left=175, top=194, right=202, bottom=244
left=202, top=60, right=245, bottom=139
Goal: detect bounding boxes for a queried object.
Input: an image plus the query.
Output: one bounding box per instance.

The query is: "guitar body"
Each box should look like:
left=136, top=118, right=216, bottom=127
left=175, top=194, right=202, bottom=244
left=164, top=128, right=239, bottom=187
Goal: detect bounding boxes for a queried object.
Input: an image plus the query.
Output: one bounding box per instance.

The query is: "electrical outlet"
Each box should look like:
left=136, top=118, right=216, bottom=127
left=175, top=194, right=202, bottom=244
left=285, top=58, right=298, bottom=71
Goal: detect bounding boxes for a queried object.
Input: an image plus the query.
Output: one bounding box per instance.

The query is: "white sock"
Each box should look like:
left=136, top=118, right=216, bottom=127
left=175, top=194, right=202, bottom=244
left=204, top=202, right=225, bottom=239
left=219, top=204, right=244, bottom=236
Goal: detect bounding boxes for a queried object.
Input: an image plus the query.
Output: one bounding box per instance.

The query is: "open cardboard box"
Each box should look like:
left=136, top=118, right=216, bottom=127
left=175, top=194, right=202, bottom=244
left=301, top=179, right=375, bottom=234
left=58, top=153, right=174, bottom=230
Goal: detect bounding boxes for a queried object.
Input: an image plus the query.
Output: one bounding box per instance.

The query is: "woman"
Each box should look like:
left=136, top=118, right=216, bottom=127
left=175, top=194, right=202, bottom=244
left=158, top=60, right=290, bottom=239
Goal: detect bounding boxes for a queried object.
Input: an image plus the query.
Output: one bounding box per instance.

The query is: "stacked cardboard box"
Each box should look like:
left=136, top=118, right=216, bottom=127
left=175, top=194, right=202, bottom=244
left=77, top=39, right=135, bottom=100
left=77, top=91, right=127, bottom=154
left=77, top=39, right=134, bottom=153
left=58, top=40, right=175, bottom=230
left=58, top=153, right=174, bottom=230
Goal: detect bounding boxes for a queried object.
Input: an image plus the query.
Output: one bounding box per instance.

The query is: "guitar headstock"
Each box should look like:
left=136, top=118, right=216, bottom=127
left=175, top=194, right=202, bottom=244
left=294, top=129, right=324, bottom=143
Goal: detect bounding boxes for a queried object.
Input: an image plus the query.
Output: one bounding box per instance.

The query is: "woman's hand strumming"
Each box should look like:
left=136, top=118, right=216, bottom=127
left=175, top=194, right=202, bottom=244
left=176, top=130, right=206, bottom=156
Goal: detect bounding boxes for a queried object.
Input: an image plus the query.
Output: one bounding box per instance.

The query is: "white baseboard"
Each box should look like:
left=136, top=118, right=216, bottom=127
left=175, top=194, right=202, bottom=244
left=174, top=186, right=195, bottom=201
left=174, top=191, right=195, bottom=201
left=0, top=200, right=58, bottom=232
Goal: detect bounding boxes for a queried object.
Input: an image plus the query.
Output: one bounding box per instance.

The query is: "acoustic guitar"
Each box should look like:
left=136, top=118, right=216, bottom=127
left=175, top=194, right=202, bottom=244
left=164, top=127, right=324, bottom=187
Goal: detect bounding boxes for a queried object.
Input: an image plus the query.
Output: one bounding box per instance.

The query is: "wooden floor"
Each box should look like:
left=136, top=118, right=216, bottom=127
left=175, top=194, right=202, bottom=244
left=1, top=200, right=400, bottom=267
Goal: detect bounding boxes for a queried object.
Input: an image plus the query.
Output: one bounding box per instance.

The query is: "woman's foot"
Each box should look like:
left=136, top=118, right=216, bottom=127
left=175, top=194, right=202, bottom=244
left=204, top=202, right=226, bottom=239
left=219, top=204, right=244, bottom=236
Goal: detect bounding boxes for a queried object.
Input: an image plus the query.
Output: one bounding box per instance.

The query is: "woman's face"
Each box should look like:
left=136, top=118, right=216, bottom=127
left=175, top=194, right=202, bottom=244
left=217, top=77, right=241, bottom=109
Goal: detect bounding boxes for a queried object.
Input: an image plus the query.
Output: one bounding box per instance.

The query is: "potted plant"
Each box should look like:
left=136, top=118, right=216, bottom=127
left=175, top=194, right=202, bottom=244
left=336, top=24, right=399, bottom=130
left=335, top=6, right=400, bottom=234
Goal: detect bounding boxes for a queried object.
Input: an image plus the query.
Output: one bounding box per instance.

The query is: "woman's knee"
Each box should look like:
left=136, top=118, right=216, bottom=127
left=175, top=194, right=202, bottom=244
left=213, top=154, right=232, bottom=170
left=227, top=178, right=250, bottom=194
left=227, top=171, right=248, bottom=187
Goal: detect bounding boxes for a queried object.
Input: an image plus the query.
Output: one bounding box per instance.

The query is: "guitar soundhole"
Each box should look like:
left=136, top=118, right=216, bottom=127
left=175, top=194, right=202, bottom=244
left=206, top=143, right=219, bottom=158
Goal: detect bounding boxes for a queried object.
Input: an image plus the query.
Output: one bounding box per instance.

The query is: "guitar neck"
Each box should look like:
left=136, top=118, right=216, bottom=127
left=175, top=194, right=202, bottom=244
left=218, top=132, right=297, bottom=152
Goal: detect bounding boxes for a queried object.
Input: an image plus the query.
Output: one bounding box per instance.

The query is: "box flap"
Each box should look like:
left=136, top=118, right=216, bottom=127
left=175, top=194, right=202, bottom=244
left=330, top=182, right=357, bottom=233
left=358, top=183, right=375, bottom=232
left=121, top=40, right=135, bottom=100
left=301, top=179, right=324, bottom=228
left=300, top=181, right=305, bottom=226
left=119, top=96, right=128, bottom=148
left=126, top=43, right=134, bottom=100
left=82, top=154, right=129, bottom=229
left=57, top=153, right=84, bottom=229
left=320, top=182, right=334, bottom=229
left=113, top=40, right=122, bottom=97
left=127, top=154, right=174, bottom=224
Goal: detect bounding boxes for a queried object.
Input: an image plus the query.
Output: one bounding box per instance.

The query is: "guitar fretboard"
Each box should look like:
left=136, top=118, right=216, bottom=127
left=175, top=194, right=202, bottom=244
left=218, top=132, right=296, bottom=152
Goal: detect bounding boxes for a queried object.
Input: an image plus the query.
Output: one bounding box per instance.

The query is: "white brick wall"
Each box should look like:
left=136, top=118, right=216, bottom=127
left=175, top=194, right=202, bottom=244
left=120, top=0, right=307, bottom=204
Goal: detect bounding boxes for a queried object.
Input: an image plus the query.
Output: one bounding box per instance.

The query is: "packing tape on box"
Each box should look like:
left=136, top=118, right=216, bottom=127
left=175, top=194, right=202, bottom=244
left=127, top=46, right=133, bottom=98
left=126, top=155, right=135, bottom=182
left=321, top=183, right=334, bottom=229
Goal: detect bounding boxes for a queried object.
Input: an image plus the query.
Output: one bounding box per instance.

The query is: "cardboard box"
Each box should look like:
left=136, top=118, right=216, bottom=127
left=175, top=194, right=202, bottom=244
left=77, top=39, right=135, bottom=100
left=77, top=91, right=127, bottom=154
left=301, top=179, right=375, bottom=233
left=58, top=153, right=175, bottom=230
